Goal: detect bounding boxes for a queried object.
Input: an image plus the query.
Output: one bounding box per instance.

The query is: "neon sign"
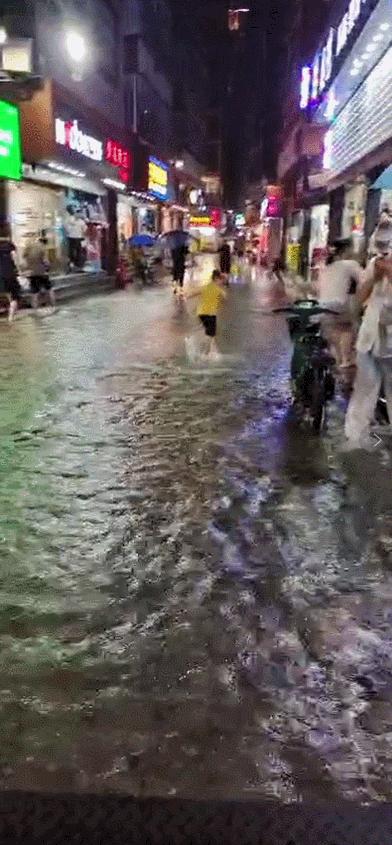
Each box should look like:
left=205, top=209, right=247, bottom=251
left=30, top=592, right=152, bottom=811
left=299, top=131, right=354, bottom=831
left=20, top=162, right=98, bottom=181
left=319, top=28, right=334, bottom=92
left=55, top=118, right=103, bottom=162
left=300, top=66, right=311, bottom=110
left=336, top=0, right=362, bottom=55
left=300, top=0, right=369, bottom=108
left=323, top=129, right=333, bottom=170
left=105, top=140, right=132, bottom=184
left=148, top=156, right=169, bottom=200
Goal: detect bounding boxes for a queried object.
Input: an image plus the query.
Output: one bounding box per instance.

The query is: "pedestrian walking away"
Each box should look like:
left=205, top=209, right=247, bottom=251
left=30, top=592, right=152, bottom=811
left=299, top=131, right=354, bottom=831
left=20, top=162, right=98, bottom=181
left=172, top=244, right=187, bottom=293
left=219, top=240, right=232, bottom=279
left=317, top=238, right=362, bottom=369
left=0, top=222, right=21, bottom=323
left=23, top=233, right=56, bottom=312
left=345, top=250, right=392, bottom=449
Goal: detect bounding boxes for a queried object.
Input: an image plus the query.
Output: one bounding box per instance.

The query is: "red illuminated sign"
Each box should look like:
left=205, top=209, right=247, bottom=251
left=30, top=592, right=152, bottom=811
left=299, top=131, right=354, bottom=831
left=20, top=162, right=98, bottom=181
left=210, top=208, right=222, bottom=229
left=105, top=139, right=132, bottom=184
left=266, top=197, right=282, bottom=218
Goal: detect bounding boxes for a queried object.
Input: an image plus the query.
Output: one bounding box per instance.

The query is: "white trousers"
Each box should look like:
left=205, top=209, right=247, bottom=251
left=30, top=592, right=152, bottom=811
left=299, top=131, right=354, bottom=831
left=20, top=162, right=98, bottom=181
left=345, top=352, right=392, bottom=442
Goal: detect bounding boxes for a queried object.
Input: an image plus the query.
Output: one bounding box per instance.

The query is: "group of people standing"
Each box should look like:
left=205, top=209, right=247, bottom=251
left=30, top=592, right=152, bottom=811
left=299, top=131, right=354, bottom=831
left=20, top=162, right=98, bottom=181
left=316, top=210, right=392, bottom=448
left=0, top=223, right=55, bottom=322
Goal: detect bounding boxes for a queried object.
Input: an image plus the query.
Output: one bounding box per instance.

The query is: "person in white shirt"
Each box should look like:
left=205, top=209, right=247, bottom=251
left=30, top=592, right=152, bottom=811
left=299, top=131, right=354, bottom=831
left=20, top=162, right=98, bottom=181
left=345, top=248, right=392, bottom=448
left=317, top=238, right=362, bottom=369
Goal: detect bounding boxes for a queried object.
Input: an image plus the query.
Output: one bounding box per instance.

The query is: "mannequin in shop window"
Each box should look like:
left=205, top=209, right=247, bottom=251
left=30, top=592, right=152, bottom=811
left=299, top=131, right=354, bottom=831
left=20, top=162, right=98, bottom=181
left=64, top=205, right=87, bottom=271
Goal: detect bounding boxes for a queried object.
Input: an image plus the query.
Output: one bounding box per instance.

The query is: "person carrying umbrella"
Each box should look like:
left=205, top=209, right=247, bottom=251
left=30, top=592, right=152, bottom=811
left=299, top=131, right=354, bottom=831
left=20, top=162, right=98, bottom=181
left=219, top=240, right=231, bottom=280
left=159, top=229, right=189, bottom=294
left=172, top=243, right=187, bottom=292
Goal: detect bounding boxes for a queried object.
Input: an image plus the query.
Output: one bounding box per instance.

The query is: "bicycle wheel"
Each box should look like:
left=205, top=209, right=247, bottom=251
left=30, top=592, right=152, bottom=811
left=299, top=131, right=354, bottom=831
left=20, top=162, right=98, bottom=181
left=311, top=371, right=327, bottom=433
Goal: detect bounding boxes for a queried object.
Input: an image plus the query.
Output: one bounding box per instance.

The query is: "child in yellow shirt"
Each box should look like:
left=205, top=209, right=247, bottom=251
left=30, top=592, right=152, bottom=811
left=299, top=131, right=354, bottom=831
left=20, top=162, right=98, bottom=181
left=187, top=269, right=227, bottom=359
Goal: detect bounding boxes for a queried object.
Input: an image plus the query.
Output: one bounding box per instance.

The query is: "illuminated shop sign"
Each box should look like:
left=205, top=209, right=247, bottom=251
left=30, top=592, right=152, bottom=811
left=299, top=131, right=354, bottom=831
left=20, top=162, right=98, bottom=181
left=189, top=215, right=211, bottom=226
left=300, top=0, right=369, bottom=108
left=0, top=100, right=22, bottom=180
left=300, top=66, right=312, bottom=110
left=55, top=118, right=103, bottom=161
left=336, top=0, right=362, bottom=55
left=261, top=185, right=283, bottom=219
left=55, top=118, right=132, bottom=185
left=148, top=156, right=169, bottom=200
left=105, top=139, right=132, bottom=184
left=322, top=46, right=392, bottom=176
left=210, top=208, right=222, bottom=228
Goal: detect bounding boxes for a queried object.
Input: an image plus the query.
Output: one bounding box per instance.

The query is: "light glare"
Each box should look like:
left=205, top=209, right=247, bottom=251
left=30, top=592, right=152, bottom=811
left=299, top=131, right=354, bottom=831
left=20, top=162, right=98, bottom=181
left=65, top=30, right=86, bottom=63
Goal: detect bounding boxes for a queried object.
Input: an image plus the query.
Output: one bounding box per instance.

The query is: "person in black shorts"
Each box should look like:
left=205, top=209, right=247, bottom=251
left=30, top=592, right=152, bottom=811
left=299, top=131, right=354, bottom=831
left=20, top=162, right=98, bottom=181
left=186, top=269, right=227, bottom=360
left=24, top=234, right=55, bottom=311
left=199, top=314, right=217, bottom=338
left=0, top=222, right=21, bottom=323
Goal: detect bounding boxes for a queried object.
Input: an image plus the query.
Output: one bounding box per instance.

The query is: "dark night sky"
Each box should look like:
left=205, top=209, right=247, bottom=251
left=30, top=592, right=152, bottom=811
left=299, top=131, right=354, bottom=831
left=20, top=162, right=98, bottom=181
left=168, top=0, right=336, bottom=205
left=170, top=0, right=305, bottom=204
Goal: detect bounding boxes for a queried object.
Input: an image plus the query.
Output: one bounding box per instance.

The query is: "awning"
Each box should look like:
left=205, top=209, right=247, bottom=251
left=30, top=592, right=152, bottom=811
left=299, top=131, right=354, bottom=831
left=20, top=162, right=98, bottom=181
left=373, top=165, right=392, bottom=190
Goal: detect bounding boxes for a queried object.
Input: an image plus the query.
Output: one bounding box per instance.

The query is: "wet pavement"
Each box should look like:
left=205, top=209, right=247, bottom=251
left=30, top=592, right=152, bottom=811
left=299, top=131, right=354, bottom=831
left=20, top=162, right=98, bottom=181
left=1, top=258, right=392, bottom=802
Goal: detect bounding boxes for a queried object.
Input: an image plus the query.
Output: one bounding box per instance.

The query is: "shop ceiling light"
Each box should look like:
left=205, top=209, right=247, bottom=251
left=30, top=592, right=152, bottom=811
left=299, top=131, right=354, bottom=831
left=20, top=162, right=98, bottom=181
left=365, top=43, right=378, bottom=52
left=47, top=161, right=86, bottom=177
left=350, top=67, right=360, bottom=76
left=0, top=26, right=7, bottom=45
left=353, top=58, right=363, bottom=68
left=373, top=34, right=384, bottom=42
left=103, top=177, right=126, bottom=191
left=380, top=22, right=390, bottom=31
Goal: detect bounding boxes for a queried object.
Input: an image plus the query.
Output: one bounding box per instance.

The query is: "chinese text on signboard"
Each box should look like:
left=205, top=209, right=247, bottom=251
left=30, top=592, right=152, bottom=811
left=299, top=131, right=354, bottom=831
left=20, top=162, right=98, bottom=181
left=105, top=140, right=132, bottom=184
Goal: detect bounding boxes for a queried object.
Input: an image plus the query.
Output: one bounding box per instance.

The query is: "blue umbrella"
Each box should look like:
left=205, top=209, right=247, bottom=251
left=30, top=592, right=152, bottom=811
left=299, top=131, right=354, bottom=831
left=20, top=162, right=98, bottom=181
left=128, top=234, right=156, bottom=247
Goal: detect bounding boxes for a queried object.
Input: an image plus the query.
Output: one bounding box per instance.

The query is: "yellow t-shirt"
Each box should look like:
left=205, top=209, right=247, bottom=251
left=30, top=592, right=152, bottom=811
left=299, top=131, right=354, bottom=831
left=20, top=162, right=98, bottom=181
left=197, top=282, right=226, bottom=316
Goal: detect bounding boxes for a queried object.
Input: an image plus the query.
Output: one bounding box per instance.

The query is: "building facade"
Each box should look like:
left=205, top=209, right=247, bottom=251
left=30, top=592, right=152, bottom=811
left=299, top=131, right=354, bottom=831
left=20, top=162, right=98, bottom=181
left=0, top=0, right=225, bottom=277
left=278, top=0, right=391, bottom=275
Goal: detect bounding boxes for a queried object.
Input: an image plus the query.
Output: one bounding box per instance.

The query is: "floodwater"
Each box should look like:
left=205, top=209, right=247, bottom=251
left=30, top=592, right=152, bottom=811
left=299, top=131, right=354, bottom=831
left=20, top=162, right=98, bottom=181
left=1, top=259, right=392, bottom=802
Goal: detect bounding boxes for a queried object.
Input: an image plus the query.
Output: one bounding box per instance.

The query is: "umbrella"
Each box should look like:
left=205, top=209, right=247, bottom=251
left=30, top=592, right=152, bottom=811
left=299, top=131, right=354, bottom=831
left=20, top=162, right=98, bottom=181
left=128, top=234, right=156, bottom=247
left=159, top=229, right=190, bottom=249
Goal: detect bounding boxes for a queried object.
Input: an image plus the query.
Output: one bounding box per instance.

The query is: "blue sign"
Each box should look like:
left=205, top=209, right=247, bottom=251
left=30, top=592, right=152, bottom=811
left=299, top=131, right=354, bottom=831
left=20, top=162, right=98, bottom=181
left=148, top=156, right=169, bottom=200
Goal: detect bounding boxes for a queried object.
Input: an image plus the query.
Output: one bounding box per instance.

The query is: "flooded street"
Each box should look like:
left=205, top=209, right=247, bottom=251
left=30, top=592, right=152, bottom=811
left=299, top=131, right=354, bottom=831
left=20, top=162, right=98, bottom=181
left=1, top=262, right=392, bottom=803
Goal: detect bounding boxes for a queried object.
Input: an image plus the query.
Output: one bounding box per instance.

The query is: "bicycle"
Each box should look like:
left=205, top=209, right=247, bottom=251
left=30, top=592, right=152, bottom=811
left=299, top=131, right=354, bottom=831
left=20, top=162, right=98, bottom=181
left=274, top=299, right=337, bottom=432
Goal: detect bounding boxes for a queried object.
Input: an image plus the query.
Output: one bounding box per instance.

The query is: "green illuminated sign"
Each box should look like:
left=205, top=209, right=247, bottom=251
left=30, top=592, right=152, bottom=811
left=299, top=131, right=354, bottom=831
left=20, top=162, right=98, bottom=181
left=0, top=100, right=22, bottom=181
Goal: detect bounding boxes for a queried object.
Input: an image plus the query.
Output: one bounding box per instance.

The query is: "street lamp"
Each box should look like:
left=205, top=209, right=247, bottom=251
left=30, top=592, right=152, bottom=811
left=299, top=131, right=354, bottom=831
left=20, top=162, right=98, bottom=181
left=65, top=30, right=86, bottom=64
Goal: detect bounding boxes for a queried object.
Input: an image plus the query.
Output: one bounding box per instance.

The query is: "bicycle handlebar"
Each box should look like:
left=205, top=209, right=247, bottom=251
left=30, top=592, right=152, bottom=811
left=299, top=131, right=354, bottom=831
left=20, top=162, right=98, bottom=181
left=273, top=304, right=339, bottom=317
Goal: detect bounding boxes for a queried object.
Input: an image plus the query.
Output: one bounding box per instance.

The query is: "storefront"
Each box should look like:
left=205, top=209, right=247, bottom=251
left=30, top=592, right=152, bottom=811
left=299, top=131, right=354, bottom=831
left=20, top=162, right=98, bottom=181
left=8, top=167, right=108, bottom=273
left=296, top=0, right=392, bottom=255
left=306, top=0, right=391, bottom=251
left=11, top=81, right=133, bottom=274
left=189, top=214, right=220, bottom=251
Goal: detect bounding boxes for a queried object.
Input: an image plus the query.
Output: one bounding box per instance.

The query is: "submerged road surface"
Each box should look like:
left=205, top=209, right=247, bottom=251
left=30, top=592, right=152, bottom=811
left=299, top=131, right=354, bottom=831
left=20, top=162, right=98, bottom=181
left=1, top=262, right=392, bottom=802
